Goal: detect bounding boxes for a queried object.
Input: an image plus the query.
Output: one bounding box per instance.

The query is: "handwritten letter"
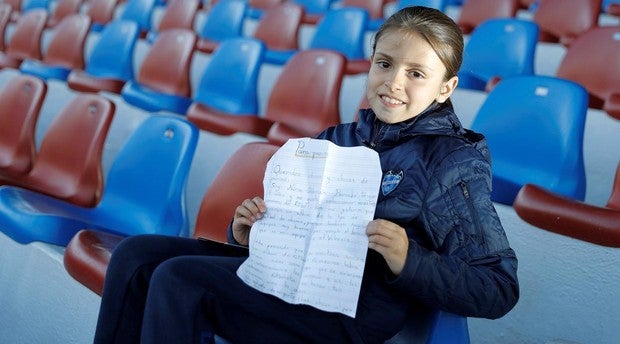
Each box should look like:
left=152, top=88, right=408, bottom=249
left=236, top=138, right=382, bottom=317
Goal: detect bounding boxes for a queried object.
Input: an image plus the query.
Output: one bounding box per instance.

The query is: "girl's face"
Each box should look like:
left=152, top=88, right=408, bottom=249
left=366, top=30, right=458, bottom=124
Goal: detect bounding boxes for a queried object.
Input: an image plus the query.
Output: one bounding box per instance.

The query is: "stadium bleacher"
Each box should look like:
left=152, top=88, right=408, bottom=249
left=1, top=0, right=619, bottom=343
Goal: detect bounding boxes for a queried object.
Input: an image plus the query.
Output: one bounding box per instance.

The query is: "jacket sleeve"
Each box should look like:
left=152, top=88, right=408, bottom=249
left=389, top=147, right=519, bottom=319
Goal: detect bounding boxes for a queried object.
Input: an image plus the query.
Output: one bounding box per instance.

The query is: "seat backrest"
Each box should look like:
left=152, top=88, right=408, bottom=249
left=0, top=75, right=46, bottom=177
left=86, top=0, right=119, bottom=28
left=457, top=0, right=519, bottom=34
left=95, top=115, right=199, bottom=237
left=292, top=0, right=332, bottom=15
left=156, top=0, right=198, bottom=33
left=194, top=142, right=279, bottom=241
left=20, top=0, right=48, bottom=13
left=556, top=26, right=620, bottom=109
left=342, top=0, right=385, bottom=20
left=25, top=93, right=115, bottom=207
left=0, top=3, right=12, bottom=51
left=84, top=19, right=139, bottom=81
left=41, top=14, right=91, bottom=69
left=458, top=18, right=539, bottom=90
left=265, top=49, right=344, bottom=136
left=47, top=0, right=82, bottom=27
left=533, top=0, right=602, bottom=45
left=253, top=2, right=303, bottom=51
left=197, top=0, right=246, bottom=42
left=194, top=37, right=265, bottom=114
left=309, top=7, right=368, bottom=60
left=470, top=75, right=588, bottom=205
left=119, top=0, right=157, bottom=33
left=386, top=307, right=470, bottom=344
left=6, top=8, right=48, bottom=60
left=137, top=28, right=196, bottom=97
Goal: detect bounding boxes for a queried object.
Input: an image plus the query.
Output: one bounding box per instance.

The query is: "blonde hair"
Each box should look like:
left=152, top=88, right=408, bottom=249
left=372, top=6, right=464, bottom=81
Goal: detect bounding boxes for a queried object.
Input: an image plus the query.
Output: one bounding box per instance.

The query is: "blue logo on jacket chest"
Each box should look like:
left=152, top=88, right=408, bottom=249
left=381, top=170, right=403, bottom=196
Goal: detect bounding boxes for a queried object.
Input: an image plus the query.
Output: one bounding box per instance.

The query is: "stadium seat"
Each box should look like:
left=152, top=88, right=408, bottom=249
left=458, top=18, right=538, bottom=91
left=0, top=114, right=199, bottom=246
left=4, top=0, right=21, bottom=22
left=342, top=0, right=386, bottom=31
left=470, top=75, right=588, bottom=205
left=513, top=161, right=620, bottom=248
left=0, top=9, right=47, bottom=69
left=293, top=0, right=334, bottom=24
left=63, top=141, right=277, bottom=295
left=118, top=0, right=157, bottom=35
left=187, top=49, right=344, bottom=145
left=46, top=0, right=82, bottom=27
left=245, top=0, right=284, bottom=19
left=67, top=19, right=139, bottom=94
left=186, top=37, right=265, bottom=132
left=555, top=26, right=620, bottom=120
left=456, top=0, right=519, bottom=34
left=121, top=28, right=196, bottom=114
left=19, top=14, right=91, bottom=81
left=0, top=3, right=12, bottom=51
left=195, top=0, right=246, bottom=54
left=604, top=0, right=620, bottom=15
left=86, top=0, right=119, bottom=31
left=2, top=93, right=115, bottom=207
left=252, top=1, right=303, bottom=65
left=532, top=0, right=602, bottom=46
left=0, top=75, right=47, bottom=179
left=12, top=0, right=48, bottom=21
left=308, top=7, right=371, bottom=75
left=146, top=0, right=199, bottom=43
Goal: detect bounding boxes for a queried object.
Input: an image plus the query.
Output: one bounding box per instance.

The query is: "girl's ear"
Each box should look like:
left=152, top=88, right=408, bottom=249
left=436, top=76, right=458, bottom=103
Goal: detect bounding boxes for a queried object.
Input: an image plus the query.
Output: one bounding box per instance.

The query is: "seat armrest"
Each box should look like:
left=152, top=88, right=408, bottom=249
left=514, top=184, right=620, bottom=247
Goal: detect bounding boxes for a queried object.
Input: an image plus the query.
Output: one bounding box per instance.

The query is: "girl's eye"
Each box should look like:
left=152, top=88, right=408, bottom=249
left=409, top=71, right=424, bottom=79
left=376, top=60, right=390, bottom=69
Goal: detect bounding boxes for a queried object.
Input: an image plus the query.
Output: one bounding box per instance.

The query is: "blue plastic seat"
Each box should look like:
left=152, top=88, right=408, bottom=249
left=195, top=0, right=247, bottom=54
left=19, top=14, right=91, bottom=81
left=308, top=7, right=370, bottom=74
left=0, top=114, right=199, bottom=246
left=186, top=37, right=265, bottom=129
left=458, top=18, right=539, bottom=92
left=121, top=28, right=196, bottom=114
left=470, top=75, right=588, bottom=205
left=118, top=0, right=157, bottom=35
left=67, top=19, right=139, bottom=94
left=292, top=0, right=335, bottom=24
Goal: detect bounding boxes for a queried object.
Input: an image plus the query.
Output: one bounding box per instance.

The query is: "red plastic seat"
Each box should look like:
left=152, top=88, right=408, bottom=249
left=456, top=0, right=519, bottom=34
left=19, top=14, right=91, bottom=80
left=86, top=0, right=119, bottom=30
left=514, top=161, right=620, bottom=247
left=120, top=28, right=196, bottom=114
left=47, top=0, right=82, bottom=27
left=146, top=0, right=199, bottom=42
left=64, top=141, right=279, bottom=295
left=0, top=9, right=48, bottom=69
left=555, top=26, right=620, bottom=119
left=252, top=1, right=303, bottom=64
left=532, top=0, right=602, bottom=46
left=3, top=94, right=115, bottom=207
left=0, top=75, right=47, bottom=179
left=188, top=49, right=345, bottom=145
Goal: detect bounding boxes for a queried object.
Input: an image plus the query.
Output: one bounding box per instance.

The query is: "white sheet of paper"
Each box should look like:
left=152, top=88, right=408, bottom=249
left=236, top=138, right=382, bottom=317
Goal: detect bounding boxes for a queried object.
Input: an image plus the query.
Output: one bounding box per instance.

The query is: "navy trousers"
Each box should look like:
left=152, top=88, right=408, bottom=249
left=93, top=234, right=365, bottom=344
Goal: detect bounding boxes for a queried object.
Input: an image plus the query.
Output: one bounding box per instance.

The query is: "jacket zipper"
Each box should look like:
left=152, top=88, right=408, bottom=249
left=460, top=181, right=486, bottom=247
left=369, top=122, right=387, bottom=149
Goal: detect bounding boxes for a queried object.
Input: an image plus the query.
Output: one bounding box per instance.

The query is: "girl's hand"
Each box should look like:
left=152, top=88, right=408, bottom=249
left=232, top=197, right=266, bottom=246
left=366, top=219, right=409, bottom=276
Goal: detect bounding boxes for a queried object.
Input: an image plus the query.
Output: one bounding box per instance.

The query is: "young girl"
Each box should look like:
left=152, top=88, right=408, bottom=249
left=94, top=6, right=519, bottom=343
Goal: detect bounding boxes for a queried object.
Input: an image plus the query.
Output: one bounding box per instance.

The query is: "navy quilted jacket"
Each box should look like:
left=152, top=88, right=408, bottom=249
left=315, top=102, right=519, bottom=338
